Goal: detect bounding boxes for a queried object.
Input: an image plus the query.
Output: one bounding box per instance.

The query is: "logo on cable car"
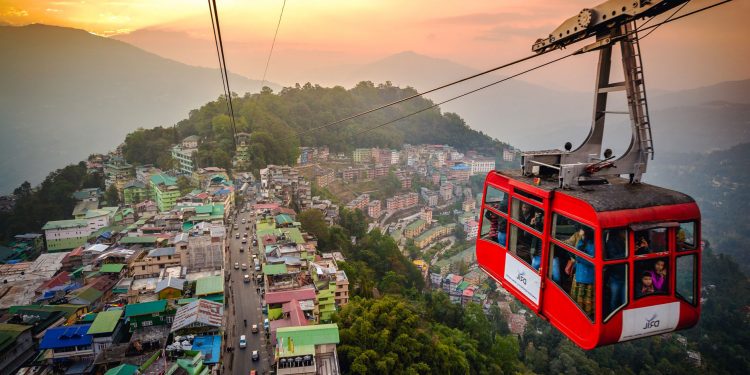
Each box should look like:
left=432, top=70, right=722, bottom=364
left=516, top=271, right=527, bottom=285
left=643, top=314, right=660, bottom=330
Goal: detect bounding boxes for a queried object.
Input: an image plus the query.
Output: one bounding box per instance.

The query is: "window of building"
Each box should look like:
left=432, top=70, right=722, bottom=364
left=509, top=224, right=540, bottom=268
left=635, top=257, right=669, bottom=299
left=484, top=185, right=508, bottom=214
left=480, top=209, right=508, bottom=247
left=603, top=228, right=628, bottom=260
left=677, top=222, right=697, bottom=251
left=548, top=244, right=596, bottom=321
left=676, top=255, right=697, bottom=305
left=634, top=228, right=668, bottom=256
left=603, top=263, right=628, bottom=321
left=142, top=320, right=153, bottom=327
left=511, top=199, right=544, bottom=233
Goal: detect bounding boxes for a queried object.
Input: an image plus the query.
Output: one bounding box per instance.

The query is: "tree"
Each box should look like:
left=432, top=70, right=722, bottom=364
left=297, top=209, right=330, bottom=249
left=176, top=176, right=195, bottom=195
left=104, top=184, right=120, bottom=206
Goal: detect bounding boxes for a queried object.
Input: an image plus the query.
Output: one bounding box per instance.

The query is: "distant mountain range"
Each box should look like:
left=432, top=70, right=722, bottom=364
left=2, top=24, right=748, bottom=193
left=112, top=27, right=750, bottom=155
left=0, top=24, right=273, bottom=194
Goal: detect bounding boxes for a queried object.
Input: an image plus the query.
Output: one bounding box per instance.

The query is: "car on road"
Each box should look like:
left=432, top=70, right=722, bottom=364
left=234, top=262, right=240, bottom=270
left=233, top=224, right=238, bottom=230
left=243, top=233, right=248, bottom=238
left=251, top=350, right=259, bottom=361
left=241, top=263, right=247, bottom=270
left=239, top=246, right=244, bottom=252
left=244, top=274, right=250, bottom=283
left=242, top=238, right=247, bottom=244
left=251, top=324, right=258, bottom=333
left=252, top=239, right=258, bottom=246
left=235, top=233, right=240, bottom=239
left=239, top=335, right=247, bottom=349
left=263, top=318, right=269, bottom=330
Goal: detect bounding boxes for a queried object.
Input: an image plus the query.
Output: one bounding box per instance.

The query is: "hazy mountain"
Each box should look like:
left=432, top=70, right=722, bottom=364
left=0, top=24, right=274, bottom=194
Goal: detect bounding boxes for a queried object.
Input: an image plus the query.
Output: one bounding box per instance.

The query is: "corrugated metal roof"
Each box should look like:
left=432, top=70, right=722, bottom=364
left=276, top=323, right=340, bottom=346
left=195, top=276, right=223, bottom=296
left=100, top=263, right=125, bottom=273
left=148, top=247, right=176, bottom=257
left=156, top=277, right=185, bottom=293
left=263, top=263, right=288, bottom=276
left=42, top=219, right=89, bottom=230
left=87, top=310, right=123, bottom=335
left=170, top=299, right=223, bottom=332
left=124, top=300, right=168, bottom=317
left=265, top=287, right=317, bottom=304
left=39, top=324, right=92, bottom=349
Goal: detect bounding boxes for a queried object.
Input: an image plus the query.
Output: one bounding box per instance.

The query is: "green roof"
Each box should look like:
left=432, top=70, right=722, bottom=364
left=100, top=263, right=125, bottom=273
left=457, top=280, right=470, bottom=291
left=275, top=214, right=294, bottom=225
left=195, top=276, right=224, bottom=296
left=120, top=236, right=158, bottom=244
left=0, top=323, right=32, bottom=352
left=87, top=310, right=123, bottom=335
left=150, top=173, right=177, bottom=187
left=124, top=300, right=168, bottom=317
left=42, top=219, right=89, bottom=230
left=73, top=285, right=104, bottom=304
left=195, top=205, right=213, bottom=214
left=280, top=227, right=304, bottom=244
left=80, top=313, right=98, bottom=322
left=255, top=221, right=276, bottom=233
left=8, top=304, right=83, bottom=317
left=105, top=364, right=139, bottom=375
left=276, top=323, right=340, bottom=346
left=263, top=264, right=288, bottom=276
left=405, top=219, right=426, bottom=232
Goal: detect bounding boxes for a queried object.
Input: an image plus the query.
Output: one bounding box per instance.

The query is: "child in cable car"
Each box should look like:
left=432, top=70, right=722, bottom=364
left=648, top=259, right=668, bottom=292
left=640, top=272, right=655, bottom=296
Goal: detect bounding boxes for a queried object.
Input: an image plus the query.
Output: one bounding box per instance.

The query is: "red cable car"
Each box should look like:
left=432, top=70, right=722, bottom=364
left=476, top=0, right=705, bottom=348
left=476, top=170, right=701, bottom=349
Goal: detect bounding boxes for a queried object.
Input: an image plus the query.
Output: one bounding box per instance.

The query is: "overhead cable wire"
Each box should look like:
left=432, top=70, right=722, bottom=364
left=350, top=53, right=575, bottom=138
left=296, top=53, right=543, bottom=135
left=260, top=0, right=287, bottom=90
left=207, top=0, right=232, bottom=123
left=349, top=0, right=733, bottom=138
left=299, top=0, right=732, bottom=139
left=208, top=0, right=239, bottom=147
left=638, top=0, right=692, bottom=40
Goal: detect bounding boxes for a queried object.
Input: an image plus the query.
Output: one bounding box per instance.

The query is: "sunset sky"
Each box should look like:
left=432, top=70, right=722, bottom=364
left=2, top=0, right=748, bottom=91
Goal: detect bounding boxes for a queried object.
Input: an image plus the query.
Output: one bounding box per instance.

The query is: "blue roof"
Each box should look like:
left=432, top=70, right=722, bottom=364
left=192, top=335, right=222, bottom=364
left=39, top=324, right=92, bottom=349
left=452, top=164, right=470, bottom=170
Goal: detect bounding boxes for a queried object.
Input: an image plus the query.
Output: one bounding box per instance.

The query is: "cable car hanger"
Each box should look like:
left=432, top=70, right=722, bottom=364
left=522, top=0, right=733, bottom=189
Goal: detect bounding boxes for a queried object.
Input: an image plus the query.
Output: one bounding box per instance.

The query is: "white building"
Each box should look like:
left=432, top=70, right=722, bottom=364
left=469, top=157, right=495, bottom=176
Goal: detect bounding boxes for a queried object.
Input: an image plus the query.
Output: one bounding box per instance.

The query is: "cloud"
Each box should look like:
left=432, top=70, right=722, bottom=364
left=46, top=8, right=63, bottom=13
left=475, top=24, right=552, bottom=42
left=3, top=7, right=29, bottom=17
left=427, top=12, right=528, bottom=26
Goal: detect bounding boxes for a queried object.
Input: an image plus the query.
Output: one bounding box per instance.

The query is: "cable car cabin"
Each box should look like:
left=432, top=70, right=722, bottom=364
left=476, top=169, right=701, bottom=349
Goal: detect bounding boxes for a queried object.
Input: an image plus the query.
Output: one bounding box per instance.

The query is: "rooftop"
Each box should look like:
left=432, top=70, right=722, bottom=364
left=39, top=324, right=92, bottom=349
left=100, top=263, right=125, bottom=273
left=124, top=300, right=168, bottom=317
left=265, top=287, right=317, bottom=305
left=195, top=275, right=224, bottom=296
left=263, top=263, right=289, bottom=276
left=87, top=309, right=123, bottom=335
left=42, top=219, right=89, bottom=230
left=170, top=299, right=223, bottom=332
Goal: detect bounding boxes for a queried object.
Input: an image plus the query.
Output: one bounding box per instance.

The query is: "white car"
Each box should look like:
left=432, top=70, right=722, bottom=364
left=241, top=263, right=247, bottom=270
left=234, top=262, right=239, bottom=270
left=251, top=350, right=259, bottom=361
left=239, top=335, right=247, bottom=349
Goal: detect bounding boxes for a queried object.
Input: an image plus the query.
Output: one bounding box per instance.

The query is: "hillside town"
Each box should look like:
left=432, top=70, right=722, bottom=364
left=0, top=134, right=542, bottom=375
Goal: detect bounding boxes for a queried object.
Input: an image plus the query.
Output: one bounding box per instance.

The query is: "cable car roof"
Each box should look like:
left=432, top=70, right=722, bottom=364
left=497, top=169, right=694, bottom=212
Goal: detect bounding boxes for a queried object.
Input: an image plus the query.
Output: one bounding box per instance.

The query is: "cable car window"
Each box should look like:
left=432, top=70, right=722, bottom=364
left=480, top=210, right=507, bottom=247
left=514, top=189, right=543, bottom=203
left=511, top=199, right=544, bottom=233
left=677, top=222, right=696, bottom=251
left=676, top=255, right=696, bottom=305
left=550, top=242, right=596, bottom=321
left=635, top=257, right=669, bottom=299
left=603, top=228, right=628, bottom=260
left=509, top=224, right=541, bottom=268
left=603, top=263, right=627, bottom=321
left=484, top=186, right=508, bottom=214
left=634, top=228, right=668, bottom=256
left=553, top=214, right=593, bottom=249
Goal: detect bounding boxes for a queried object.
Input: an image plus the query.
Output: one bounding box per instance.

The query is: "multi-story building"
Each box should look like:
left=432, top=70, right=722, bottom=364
left=103, top=156, right=133, bottom=191
left=42, top=219, right=91, bottom=252
left=367, top=200, right=381, bottom=218
left=130, top=247, right=180, bottom=279
left=123, top=180, right=148, bottom=205
left=503, top=148, right=517, bottom=162
left=464, top=220, right=479, bottom=240
left=440, top=182, right=454, bottom=202
left=0, top=323, right=35, bottom=374
left=352, top=148, right=372, bottom=163
left=420, top=188, right=439, bottom=207
left=346, top=194, right=369, bottom=211
left=75, top=207, right=118, bottom=232
left=462, top=198, right=476, bottom=213
left=259, top=165, right=312, bottom=211
left=449, top=163, right=471, bottom=182
left=193, top=167, right=229, bottom=189
left=403, top=219, right=427, bottom=239
left=385, top=192, right=419, bottom=214
left=420, top=207, right=433, bottom=223
left=150, top=174, right=180, bottom=212
left=171, top=143, right=198, bottom=176
left=314, top=167, right=335, bottom=188
left=372, top=165, right=389, bottom=178
left=275, top=324, right=341, bottom=375
left=233, top=132, right=252, bottom=171
left=468, top=157, right=495, bottom=176
left=414, top=224, right=457, bottom=248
